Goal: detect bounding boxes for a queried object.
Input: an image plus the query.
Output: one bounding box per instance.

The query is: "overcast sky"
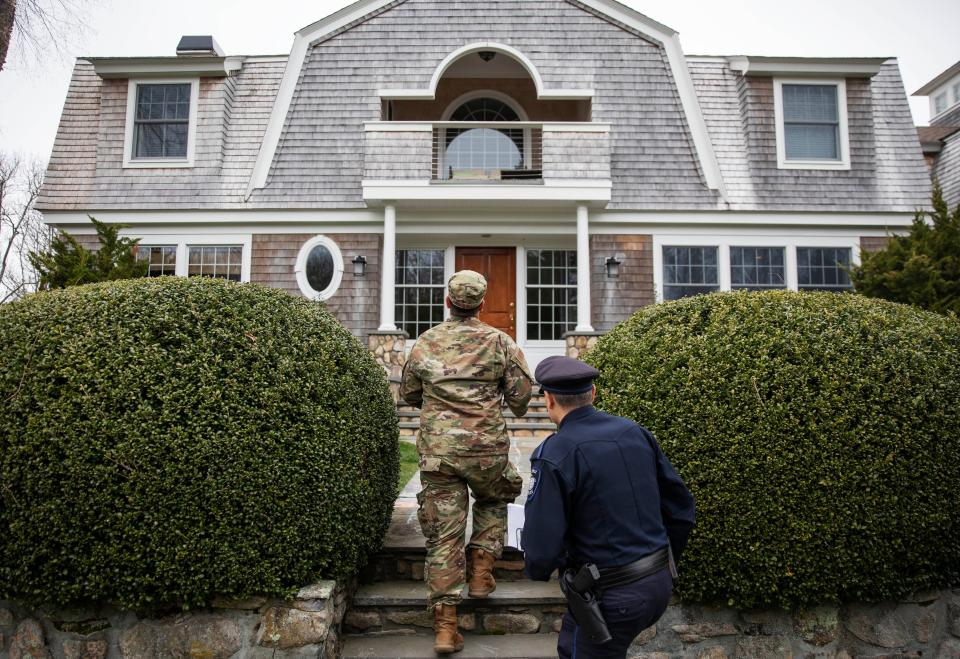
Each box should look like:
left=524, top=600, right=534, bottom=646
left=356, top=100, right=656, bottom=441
left=1, top=0, right=958, bottom=163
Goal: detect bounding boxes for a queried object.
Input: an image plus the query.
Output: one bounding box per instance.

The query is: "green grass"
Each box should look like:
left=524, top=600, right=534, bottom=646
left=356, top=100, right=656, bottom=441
left=398, top=441, right=419, bottom=493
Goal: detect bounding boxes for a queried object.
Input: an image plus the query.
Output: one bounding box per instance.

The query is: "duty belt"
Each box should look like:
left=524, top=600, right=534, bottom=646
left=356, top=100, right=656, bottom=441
left=596, top=547, right=670, bottom=591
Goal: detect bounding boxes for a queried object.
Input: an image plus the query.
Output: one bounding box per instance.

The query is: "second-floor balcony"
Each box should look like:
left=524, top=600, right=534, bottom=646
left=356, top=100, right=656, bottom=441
left=362, top=121, right=612, bottom=205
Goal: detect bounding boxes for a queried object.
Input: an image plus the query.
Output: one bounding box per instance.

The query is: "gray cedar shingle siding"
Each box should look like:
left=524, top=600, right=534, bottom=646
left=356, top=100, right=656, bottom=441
left=589, top=234, right=653, bottom=331
left=37, top=1, right=931, bottom=213
left=252, top=0, right=717, bottom=210
left=860, top=236, right=891, bottom=253
left=363, top=130, right=432, bottom=180
left=689, top=59, right=929, bottom=212
left=250, top=233, right=382, bottom=337
left=37, top=59, right=285, bottom=211
left=932, top=133, right=960, bottom=208
left=542, top=132, right=610, bottom=179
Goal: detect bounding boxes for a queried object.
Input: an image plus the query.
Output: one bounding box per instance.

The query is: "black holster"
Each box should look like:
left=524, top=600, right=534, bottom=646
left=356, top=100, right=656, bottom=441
left=560, top=564, right=612, bottom=645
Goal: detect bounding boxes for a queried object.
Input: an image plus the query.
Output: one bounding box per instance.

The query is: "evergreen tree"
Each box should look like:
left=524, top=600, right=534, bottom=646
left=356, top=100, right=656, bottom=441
left=29, top=217, right=147, bottom=289
left=851, top=183, right=960, bottom=315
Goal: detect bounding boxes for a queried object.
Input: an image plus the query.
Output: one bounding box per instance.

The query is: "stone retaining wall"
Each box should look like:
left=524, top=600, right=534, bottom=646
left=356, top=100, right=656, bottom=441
left=628, top=589, right=960, bottom=658
left=0, top=580, right=350, bottom=659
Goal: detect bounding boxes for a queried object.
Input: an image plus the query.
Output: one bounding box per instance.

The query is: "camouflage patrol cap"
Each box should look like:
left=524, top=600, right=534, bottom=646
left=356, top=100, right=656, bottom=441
left=447, top=270, right=487, bottom=309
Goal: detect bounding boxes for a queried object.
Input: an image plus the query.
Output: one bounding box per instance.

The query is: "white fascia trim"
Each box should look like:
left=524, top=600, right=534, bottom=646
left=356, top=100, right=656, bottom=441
left=123, top=78, right=199, bottom=169
left=92, top=56, right=244, bottom=78
left=246, top=0, right=398, bottom=197
left=119, top=231, right=253, bottom=282
left=361, top=181, right=612, bottom=202
left=594, top=211, right=913, bottom=228
left=773, top=78, right=851, bottom=171
left=729, top=56, right=885, bottom=78
left=42, top=209, right=384, bottom=226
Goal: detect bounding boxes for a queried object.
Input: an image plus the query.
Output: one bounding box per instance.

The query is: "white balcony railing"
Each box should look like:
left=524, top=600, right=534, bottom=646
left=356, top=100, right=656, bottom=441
left=363, top=121, right=611, bottom=184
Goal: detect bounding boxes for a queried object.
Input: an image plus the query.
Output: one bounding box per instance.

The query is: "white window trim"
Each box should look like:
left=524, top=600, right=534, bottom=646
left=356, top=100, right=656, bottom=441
left=123, top=78, right=200, bottom=169
left=652, top=235, right=860, bottom=303
left=295, top=235, right=344, bottom=301
left=126, top=233, right=252, bottom=282
left=773, top=78, right=850, bottom=171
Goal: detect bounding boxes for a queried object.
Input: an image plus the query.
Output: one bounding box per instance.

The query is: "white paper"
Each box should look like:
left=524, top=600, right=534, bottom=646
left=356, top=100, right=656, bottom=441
left=506, top=503, right=525, bottom=550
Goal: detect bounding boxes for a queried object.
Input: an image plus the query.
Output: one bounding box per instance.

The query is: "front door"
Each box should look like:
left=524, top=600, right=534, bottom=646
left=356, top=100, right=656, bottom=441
left=455, top=247, right=516, bottom=339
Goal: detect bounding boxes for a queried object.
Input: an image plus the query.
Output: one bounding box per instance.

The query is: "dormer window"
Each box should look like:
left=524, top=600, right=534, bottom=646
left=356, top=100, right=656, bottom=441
left=123, top=78, right=199, bottom=168
left=134, top=83, right=191, bottom=158
left=773, top=79, right=850, bottom=170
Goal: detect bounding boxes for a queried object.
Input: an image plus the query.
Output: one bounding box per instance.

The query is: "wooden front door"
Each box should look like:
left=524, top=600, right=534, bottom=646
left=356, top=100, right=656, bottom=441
left=455, top=247, right=516, bottom=339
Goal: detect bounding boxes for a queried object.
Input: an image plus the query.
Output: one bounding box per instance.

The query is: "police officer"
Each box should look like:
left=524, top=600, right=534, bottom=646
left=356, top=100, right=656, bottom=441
left=400, top=270, right=534, bottom=655
left=523, top=356, right=695, bottom=659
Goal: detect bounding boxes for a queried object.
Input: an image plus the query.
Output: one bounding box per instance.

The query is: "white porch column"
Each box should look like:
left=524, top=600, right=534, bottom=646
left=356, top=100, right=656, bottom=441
left=379, top=204, right=397, bottom=331
left=575, top=204, right=594, bottom=332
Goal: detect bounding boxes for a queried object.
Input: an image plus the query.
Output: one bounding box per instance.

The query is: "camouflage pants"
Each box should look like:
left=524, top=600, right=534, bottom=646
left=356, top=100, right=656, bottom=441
left=416, top=454, right=523, bottom=607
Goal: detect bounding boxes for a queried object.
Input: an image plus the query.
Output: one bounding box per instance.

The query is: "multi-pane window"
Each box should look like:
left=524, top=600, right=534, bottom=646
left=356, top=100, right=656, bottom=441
left=133, top=83, right=191, bottom=159
left=137, top=245, right=177, bottom=277
left=782, top=84, right=841, bottom=161
left=934, top=92, right=948, bottom=115
left=395, top=249, right=445, bottom=339
left=954, top=83, right=960, bottom=105
left=797, top=247, right=852, bottom=291
left=526, top=249, right=577, bottom=341
left=663, top=246, right=719, bottom=300
left=187, top=245, right=242, bottom=281
left=730, top=247, right=786, bottom=291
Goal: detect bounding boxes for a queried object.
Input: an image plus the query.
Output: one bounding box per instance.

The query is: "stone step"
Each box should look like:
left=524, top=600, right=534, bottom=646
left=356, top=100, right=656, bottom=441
left=361, top=548, right=528, bottom=584
left=341, top=632, right=560, bottom=658
left=344, top=581, right=565, bottom=638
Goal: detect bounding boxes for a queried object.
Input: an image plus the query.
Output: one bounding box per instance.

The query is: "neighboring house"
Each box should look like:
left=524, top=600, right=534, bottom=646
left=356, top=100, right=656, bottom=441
left=914, top=60, right=960, bottom=208
left=36, top=0, right=930, bottom=369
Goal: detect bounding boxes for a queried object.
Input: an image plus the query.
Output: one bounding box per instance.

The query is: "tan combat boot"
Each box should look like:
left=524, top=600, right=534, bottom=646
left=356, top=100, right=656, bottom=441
left=433, top=603, right=464, bottom=654
left=467, top=547, right=497, bottom=598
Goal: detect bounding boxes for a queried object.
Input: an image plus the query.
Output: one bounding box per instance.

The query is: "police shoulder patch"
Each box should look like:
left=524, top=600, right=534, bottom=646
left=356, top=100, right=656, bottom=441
left=527, top=466, right=540, bottom=500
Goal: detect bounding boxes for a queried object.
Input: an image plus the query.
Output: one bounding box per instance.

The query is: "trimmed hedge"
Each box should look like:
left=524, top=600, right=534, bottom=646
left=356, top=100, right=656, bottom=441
left=0, top=277, right=399, bottom=610
left=587, top=291, right=960, bottom=609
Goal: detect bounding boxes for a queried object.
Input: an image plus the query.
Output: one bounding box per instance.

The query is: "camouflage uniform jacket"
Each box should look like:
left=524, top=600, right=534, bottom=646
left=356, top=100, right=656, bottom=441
left=400, top=316, right=533, bottom=456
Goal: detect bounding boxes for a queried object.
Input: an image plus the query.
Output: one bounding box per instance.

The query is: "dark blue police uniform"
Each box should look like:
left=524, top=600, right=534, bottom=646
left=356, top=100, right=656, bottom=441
left=523, top=357, right=695, bottom=659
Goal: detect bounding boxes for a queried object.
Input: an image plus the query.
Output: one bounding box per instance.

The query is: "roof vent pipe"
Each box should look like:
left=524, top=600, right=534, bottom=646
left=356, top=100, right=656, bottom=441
left=176, top=36, right=224, bottom=57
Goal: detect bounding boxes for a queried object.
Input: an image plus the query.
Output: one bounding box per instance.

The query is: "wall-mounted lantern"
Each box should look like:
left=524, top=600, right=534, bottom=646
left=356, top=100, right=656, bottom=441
left=352, top=255, right=368, bottom=277
left=605, top=256, right=621, bottom=279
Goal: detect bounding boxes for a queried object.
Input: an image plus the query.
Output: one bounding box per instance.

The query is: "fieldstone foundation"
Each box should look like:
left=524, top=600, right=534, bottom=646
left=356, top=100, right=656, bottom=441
left=368, top=331, right=407, bottom=399
left=0, top=580, right=350, bottom=659
left=626, top=588, right=960, bottom=658
left=564, top=331, right=604, bottom=359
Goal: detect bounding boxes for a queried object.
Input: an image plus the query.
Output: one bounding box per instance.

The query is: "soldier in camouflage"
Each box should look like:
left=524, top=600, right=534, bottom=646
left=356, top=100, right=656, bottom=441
left=401, top=269, right=533, bottom=655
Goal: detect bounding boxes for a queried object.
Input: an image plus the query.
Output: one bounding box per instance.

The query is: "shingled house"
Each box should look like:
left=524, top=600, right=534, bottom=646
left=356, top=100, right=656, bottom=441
left=36, top=0, right=931, bottom=369
left=914, top=60, right=960, bottom=208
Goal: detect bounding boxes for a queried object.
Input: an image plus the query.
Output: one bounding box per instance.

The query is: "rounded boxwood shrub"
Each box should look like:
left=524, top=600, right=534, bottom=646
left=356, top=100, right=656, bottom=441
left=0, top=277, right=398, bottom=610
left=586, top=291, right=960, bottom=609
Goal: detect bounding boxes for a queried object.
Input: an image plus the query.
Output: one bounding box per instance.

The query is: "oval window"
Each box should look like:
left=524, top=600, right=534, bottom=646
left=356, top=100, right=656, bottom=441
left=306, top=244, right=334, bottom=292
left=295, top=235, right=344, bottom=300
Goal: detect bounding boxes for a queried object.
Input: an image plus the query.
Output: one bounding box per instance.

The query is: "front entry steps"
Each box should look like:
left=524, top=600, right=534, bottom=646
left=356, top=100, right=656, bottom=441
left=341, top=632, right=560, bottom=658
left=343, top=394, right=560, bottom=657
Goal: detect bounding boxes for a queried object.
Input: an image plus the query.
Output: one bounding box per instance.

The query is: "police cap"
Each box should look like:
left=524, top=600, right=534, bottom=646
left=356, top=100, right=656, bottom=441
left=534, top=356, right=599, bottom=394
left=447, top=270, right=487, bottom=310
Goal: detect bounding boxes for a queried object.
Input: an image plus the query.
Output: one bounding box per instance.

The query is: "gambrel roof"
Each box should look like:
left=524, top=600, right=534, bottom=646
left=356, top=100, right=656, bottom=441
left=37, top=0, right=931, bottom=214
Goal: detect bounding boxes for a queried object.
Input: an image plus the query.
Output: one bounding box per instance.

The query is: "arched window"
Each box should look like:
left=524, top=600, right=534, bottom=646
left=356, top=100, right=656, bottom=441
left=449, top=98, right=520, bottom=122
left=443, top=97, right=526, bottom=180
